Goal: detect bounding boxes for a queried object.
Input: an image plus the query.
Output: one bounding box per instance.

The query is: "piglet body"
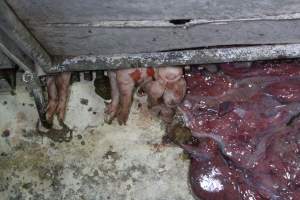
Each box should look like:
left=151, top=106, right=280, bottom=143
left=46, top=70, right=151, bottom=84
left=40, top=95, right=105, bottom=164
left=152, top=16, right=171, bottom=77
left=105, top=66, right=186, bottom=125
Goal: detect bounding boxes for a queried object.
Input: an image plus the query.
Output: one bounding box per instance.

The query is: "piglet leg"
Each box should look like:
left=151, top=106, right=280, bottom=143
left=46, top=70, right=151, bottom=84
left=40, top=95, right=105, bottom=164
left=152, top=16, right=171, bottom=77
left=55, top=72, right=71, bottom=122
left=105, top=71, right=120, bottom=124
left=142, top=80, right=165, bottom=108
left=163, top=78, right=186, bottom=107
left=46, top=76, right=58, bottom=124
left=116, top=70, right=135, bottom=125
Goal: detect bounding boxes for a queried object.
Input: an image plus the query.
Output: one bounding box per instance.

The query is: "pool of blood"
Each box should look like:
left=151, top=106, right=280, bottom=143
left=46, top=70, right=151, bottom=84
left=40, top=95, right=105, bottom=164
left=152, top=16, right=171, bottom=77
left=180, top=60, right=300, bottom=200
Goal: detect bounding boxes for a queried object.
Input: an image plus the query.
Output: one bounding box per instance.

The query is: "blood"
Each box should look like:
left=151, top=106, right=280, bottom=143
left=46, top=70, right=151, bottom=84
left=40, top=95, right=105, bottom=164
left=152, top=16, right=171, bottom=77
left=146, top=67, right=155, bottom=78
left=129, top=69, right=141, bottom=82
left=179, top=60, right=300, bottom=200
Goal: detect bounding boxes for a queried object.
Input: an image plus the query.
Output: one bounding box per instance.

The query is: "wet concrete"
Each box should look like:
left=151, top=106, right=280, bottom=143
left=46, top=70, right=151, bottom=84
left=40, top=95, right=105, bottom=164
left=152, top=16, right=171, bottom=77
left=0, top=76, right=194, bottom=200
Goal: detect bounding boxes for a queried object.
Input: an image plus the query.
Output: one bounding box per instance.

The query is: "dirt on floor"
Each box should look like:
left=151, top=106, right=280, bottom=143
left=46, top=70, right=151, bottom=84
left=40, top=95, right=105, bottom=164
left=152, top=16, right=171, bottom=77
left=0, top=76, right=194, bottom=200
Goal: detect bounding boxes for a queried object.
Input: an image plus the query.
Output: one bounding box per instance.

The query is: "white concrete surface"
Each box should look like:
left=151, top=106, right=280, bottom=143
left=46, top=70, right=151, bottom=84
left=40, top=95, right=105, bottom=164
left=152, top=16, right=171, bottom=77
left=0, top=78, right=194, bottom=200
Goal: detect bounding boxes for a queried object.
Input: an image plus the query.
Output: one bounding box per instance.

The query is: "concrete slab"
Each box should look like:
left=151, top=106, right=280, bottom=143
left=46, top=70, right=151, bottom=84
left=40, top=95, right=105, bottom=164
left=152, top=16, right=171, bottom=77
left=0, top=77, right=194, bottom=200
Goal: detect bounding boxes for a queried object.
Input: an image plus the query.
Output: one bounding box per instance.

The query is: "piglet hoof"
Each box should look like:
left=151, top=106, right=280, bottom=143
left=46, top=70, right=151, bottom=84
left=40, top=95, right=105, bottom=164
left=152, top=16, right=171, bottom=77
left=46, top=102, right=58, bottom=126
left=104, top=103, right=117, bottom=124
left=104, top=115, right=114, bottom=124
left=56, top=104, right=67, bottom=123
left=45, top=112, right=54, bottom=128
left=104, top=103, right=113, bottom=114
left=117, top=111, right=129, bottom=125
left=104, top=112, right=115, bottom=124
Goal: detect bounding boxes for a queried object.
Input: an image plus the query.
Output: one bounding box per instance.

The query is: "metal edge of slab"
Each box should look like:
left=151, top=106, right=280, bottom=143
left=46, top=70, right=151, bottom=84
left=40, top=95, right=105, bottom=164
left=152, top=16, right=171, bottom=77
left=50, top=43, right=300, bottom=73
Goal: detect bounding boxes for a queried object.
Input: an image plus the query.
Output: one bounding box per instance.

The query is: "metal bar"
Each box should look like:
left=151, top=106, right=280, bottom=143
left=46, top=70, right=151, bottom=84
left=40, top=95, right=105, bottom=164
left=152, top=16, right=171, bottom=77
left=0, top=30, right=49, bottom=127
left=0, top=30, right=33, bottom=72
left=0, top=3, right=49, bottom=128
left=0, top=51, right=13, bottom=69
left=0, top=43, right=32, bottom=72
left=22, top=71, right=51, bottom=129
left=51, top=43, right=300, bottom=72
left=0, top=0, right=51, bottom=71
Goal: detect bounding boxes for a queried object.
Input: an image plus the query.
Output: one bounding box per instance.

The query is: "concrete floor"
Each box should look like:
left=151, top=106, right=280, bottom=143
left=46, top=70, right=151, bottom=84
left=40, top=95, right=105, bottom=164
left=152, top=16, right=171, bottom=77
left=0, top=77, right=194, bottom=200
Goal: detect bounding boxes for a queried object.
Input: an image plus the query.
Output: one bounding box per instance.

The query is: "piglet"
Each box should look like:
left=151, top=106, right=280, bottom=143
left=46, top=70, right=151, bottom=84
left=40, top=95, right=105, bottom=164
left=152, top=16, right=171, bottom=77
left=46, top=72, right=71, bottom=126
left=105, top=66, right=186, bottom=125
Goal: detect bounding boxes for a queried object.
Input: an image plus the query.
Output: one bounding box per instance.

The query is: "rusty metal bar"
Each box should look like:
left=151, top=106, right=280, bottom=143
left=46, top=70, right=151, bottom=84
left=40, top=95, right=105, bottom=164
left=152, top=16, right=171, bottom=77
left=0, top=33, right=49, bottom=127
left=0, top=0, right=51, bottom=72
left=0, top=28, right=49, bottom=127
left=51, top=43, right=300, bottom=73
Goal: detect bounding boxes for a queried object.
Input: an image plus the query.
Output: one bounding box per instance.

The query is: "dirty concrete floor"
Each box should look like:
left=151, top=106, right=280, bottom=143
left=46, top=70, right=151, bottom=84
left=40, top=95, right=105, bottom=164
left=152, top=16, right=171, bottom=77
left=0, top=77, right=194, bottom=200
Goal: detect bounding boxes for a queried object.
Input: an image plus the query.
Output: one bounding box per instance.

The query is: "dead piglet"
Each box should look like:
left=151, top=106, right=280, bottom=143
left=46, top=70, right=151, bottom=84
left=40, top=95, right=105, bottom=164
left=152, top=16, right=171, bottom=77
left=46, top=72, right=71, bottom=126
left=105, top=66, right=186, bottom=125
left=161, top=67, right=186, bottom=123
left=105, top=68, right=154, bottom=125
left=144, top=67, right=186, bottom=124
